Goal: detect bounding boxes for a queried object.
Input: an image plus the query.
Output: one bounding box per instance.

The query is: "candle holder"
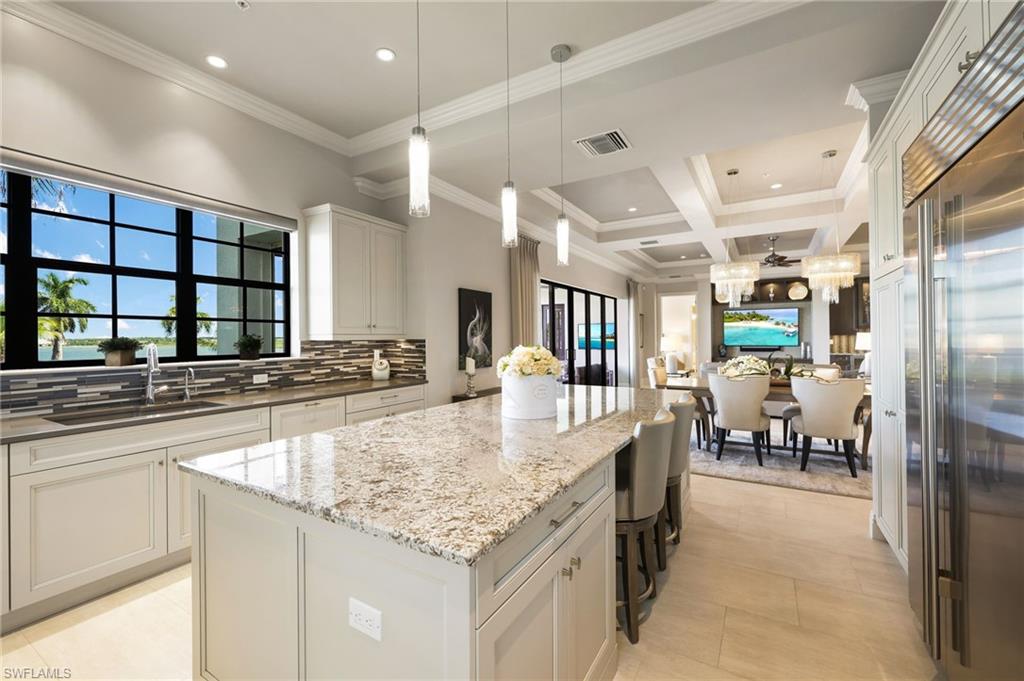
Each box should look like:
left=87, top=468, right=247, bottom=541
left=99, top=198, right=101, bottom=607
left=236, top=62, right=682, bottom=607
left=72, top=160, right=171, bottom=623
left=464, top=372, right=478, bottom=398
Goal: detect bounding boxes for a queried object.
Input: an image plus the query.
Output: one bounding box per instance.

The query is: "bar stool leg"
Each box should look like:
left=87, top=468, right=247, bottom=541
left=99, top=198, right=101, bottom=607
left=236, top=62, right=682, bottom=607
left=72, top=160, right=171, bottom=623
left=620, top=524, right=640, bottom=644
left=639, top=527, right=658, bottom=599
left=654, top=507, right=668, bottom=571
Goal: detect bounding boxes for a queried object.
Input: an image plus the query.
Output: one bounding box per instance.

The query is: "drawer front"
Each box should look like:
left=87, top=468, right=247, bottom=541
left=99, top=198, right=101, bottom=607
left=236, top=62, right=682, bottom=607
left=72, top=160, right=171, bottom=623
left=270, top=397, right=345, bottom=439
left=347, top=385, right=425, bottom=414
left=345, top=405, right=391, bottom=424
left=475, top=458, right=613, bottom=626
left=9, top=407, right=270, bottom=476
left=10, top=448, right=168, bottom=608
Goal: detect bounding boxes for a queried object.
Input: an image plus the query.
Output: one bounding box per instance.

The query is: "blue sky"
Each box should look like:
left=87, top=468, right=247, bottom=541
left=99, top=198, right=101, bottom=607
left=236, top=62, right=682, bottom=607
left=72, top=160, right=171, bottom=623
left=25, top=179, right=284, bottom=340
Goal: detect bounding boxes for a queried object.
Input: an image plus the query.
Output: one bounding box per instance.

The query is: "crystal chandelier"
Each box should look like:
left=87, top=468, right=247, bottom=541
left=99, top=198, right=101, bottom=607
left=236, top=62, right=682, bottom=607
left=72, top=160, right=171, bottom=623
left=500, top=0, right=517, bottom=247
left=710, top=260, right=760, bottom=308
left=801, top=150, right=860, bottom=303
left=408, top=0, right=430, bottom=218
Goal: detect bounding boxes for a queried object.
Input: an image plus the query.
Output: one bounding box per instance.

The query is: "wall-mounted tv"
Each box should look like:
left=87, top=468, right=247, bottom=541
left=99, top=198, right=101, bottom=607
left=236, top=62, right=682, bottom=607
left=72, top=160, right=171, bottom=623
left=577, top=323, right=616, bottom=350
left=723, top=308, right=799, bottom=347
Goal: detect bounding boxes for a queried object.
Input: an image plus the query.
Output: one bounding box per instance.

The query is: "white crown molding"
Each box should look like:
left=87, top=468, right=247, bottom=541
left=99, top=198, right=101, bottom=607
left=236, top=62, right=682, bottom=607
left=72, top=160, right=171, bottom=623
left=301, top=202, right=407, bottom=232
left=529, top=189, right=600, bottom=230
left=346, top=0, right=810, bottom=155
left=353, top=176, right=406, bottom=201
left=531, top=188, right=684, bottom=233
left=845, top=70, right=910, bottom=111
left=3, top=1, right=354, bottom=155
left=836, top=122, right=870, bottom=196
left=599, top=212, right=683, bottom=231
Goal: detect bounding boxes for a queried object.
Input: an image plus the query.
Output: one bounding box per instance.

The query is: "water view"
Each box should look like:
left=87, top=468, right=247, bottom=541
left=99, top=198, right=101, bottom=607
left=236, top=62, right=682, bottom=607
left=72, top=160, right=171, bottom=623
left=723, top=308, right=799, bottom=347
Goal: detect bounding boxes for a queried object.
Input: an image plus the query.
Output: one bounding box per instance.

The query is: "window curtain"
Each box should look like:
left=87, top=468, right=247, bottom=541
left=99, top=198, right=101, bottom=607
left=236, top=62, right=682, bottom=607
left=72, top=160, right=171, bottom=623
left=510, top=235, right=541, bottom=347
left=627, top=279, right=642, bottom=387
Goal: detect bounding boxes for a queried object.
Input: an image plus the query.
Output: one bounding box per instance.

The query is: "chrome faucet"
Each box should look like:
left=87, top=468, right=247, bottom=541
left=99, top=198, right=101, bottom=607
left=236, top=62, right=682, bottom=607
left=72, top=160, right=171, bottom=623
left=184, top=367, right=196, bottom=401
left=144, top=343, right=169, bottom=406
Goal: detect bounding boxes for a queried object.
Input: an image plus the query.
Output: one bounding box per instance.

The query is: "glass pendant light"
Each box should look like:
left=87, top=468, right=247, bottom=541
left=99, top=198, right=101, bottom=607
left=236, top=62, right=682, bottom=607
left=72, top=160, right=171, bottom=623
left=801, top=150, right=860, bottom=303
left=552, top=44, right=571, bottom=266
left=500, top=0, right=518, bottom=247
left=709, top=169, right=759, bottom=307
left=408, top=0, right=430, bottom=217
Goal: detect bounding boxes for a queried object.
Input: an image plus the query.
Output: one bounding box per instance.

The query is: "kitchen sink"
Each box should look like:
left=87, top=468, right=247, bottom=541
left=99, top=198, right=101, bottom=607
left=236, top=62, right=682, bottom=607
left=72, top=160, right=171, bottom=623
left=45, top=400, right=225, bottom=426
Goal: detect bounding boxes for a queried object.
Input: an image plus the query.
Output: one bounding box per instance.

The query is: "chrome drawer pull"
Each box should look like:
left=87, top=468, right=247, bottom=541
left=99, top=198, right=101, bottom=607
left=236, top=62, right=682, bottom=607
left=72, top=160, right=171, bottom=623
left=549, top=501, right=582, bottom=528
left=561, top=566, right=573, bottom=581
left=305, top=401, right=322, bottom=407
left=380, top=394, right=399, bottom=400
left=570, top=556, right=582, bottom=570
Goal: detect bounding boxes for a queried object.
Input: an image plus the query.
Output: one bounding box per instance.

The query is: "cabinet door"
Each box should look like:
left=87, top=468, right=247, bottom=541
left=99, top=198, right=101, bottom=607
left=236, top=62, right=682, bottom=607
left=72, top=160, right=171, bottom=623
left=984, top=1, right=1016, bottom=38
left=920, top=1, right=984, bottom=121
left=167, top=430, right=270, bottom=553
left=870, top=147, right=897, bottom=275
left=332, top=217, right=373, bottom=335
left=388, top=400, right=424, bottom=418
left=564, top=497, right=615, bottom=681
left=1, top=445, right=8, bottom=615
left=269, top=397, right=346, bottom=439
left=477, top=547, right=567, bottom=680
left=371, top=226, right=405, bottom=334
left=10, top=449, right=167, bottom=608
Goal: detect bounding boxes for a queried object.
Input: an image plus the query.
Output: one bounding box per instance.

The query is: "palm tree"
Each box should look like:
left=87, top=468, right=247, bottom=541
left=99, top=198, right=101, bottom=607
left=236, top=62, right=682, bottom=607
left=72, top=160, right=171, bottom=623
left=162, top=296, right=213, bottom=336
left=37, top=272, right=96, bottom=360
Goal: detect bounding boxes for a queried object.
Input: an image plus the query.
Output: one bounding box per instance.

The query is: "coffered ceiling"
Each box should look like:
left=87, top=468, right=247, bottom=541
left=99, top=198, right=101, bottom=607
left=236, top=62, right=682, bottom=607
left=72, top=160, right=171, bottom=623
left=24, top=0, right=944, bottom=281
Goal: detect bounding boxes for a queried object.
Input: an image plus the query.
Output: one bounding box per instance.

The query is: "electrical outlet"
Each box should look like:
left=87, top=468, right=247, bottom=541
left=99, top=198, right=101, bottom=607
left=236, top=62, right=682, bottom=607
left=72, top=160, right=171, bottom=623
left=252, top=373, right=269, bottom=385
left=348, top=597, right=382, bottom=642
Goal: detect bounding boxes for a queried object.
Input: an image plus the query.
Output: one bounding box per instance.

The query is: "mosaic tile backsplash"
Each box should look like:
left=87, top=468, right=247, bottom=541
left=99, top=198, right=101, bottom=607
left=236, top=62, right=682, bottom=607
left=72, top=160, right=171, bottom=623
left=0, top=340, right=426, bottom=417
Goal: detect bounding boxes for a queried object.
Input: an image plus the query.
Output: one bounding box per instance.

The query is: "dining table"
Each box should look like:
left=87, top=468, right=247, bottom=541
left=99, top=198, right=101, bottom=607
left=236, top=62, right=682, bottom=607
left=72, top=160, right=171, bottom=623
left=656, top=375, right=872, bottom=470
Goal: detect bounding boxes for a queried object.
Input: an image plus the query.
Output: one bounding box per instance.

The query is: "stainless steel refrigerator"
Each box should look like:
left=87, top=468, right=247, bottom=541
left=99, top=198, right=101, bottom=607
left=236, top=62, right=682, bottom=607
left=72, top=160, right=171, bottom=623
left=903, top=6, right=1023, bottom=680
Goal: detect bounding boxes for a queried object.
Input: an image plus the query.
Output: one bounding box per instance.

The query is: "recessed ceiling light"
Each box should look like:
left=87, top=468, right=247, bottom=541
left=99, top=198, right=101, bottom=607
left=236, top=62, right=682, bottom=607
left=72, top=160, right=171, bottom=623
left=770, top=183, right=783, bottom=190
left=627, top=206, right=637, bottom=213
left=679, top=255, right=687, bottom=260
left=699, top=253, right=708, bottom=258
left=205, top=55, right=228, bottom=69
left=375, top=47, right=396, bottom=62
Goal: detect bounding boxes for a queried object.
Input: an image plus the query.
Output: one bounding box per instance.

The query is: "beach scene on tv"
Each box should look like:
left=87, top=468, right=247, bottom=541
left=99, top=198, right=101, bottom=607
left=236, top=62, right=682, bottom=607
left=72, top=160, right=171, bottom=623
left=723, top=308, right=799, bottom=347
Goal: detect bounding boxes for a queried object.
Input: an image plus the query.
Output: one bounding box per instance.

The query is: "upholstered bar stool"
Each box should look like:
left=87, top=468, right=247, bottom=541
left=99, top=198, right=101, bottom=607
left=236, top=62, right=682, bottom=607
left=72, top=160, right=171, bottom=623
left=654, top=394, right=696, bottom=570
left=615, top=408, right=675, bottom=644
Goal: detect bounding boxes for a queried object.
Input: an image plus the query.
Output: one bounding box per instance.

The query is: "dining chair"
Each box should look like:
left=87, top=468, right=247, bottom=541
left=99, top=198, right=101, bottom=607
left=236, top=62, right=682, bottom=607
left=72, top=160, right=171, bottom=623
left=789, top=376, right=866, bottom=477
left=654, top=393, right=696, bottom=570
left=646, top=357, right=667, bottom=388
left=615, top=408, right=675, bottom=644
left=707, top=374, right=771, bottom=465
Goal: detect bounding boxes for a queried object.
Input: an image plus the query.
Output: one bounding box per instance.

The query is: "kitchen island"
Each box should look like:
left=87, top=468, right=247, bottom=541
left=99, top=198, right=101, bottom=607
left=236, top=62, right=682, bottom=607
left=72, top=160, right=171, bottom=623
left=181, top=384, right=682, bottom=680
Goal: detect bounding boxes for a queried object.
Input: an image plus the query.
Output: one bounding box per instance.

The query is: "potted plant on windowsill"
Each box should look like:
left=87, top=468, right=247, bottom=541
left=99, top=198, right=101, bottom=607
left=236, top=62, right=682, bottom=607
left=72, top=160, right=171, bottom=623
left=235, top=334, right=263, bottom=361
left=97, top=337, right=142, bottom=367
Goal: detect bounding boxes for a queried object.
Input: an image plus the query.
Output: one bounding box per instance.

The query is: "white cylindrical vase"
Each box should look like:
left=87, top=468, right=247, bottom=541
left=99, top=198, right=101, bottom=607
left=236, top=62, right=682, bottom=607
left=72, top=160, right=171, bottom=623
left=501, top=375, right=558, bottom=420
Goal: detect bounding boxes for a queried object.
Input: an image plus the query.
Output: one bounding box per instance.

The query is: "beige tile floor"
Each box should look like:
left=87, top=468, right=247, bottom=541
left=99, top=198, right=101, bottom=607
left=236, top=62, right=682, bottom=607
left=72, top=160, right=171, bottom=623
left=0, top=474, right=936, bottom=680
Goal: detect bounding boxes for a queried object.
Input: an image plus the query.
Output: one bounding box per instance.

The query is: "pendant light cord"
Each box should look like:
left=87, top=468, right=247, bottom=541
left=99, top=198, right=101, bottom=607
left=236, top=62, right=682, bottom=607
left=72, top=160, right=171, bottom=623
left=416, top=0, right=421, bottom=127
left=505, top=0, right=511, bottom=182
left=828, top=154, right=840, bottom=254
left=559, top=58, right=564, bottom=213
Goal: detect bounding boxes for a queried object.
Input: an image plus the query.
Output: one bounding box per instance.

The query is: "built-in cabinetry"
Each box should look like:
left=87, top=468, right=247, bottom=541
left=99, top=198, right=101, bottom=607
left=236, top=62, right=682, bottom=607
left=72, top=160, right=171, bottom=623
left=304, top=204, right=407, bottom=339
left=864, top=0, right=1012, bottom=565
left=270, top=396, right=348, bottom=439
left=192, top=456, right=616, bottom=680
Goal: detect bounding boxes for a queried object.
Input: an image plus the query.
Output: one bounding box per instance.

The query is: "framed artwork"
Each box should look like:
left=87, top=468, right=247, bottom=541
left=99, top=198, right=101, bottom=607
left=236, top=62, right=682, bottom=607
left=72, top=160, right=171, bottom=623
left=458, top=288, right=492, bottom=369
left=855, top=278, right=871, bottom=329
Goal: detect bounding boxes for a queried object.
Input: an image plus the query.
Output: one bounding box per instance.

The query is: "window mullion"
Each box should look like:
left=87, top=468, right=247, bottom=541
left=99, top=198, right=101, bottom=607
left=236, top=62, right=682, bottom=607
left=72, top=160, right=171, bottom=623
left=6, top=173, right=34, bottom=367
left=176, top=208, right=197, bottom=361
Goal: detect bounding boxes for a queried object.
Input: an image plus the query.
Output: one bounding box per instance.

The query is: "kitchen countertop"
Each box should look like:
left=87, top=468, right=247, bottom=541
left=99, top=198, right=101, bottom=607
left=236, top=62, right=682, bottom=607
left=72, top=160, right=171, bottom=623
left=0, top=377, right=428, bottom=445
left=180, top=385, right=678, bottom=566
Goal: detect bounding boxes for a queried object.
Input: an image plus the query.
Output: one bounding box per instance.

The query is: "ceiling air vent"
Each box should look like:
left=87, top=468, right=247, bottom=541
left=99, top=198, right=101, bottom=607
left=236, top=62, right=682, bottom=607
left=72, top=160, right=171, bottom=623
left=639, top=239, right=659, bottom=246
left=574, top=129, right=631, bottom=158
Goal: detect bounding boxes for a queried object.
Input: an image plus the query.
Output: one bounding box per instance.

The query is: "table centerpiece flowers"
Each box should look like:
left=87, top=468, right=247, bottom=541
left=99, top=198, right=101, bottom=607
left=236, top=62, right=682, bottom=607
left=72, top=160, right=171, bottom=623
left=718, top=355, right=770, bottom=378
left=496, top=345, right=562, bottom=419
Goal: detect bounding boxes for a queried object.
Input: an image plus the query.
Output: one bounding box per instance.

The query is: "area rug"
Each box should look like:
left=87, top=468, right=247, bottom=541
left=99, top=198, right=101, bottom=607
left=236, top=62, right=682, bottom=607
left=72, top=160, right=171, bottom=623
left=689, top=431, right=872, bottom=499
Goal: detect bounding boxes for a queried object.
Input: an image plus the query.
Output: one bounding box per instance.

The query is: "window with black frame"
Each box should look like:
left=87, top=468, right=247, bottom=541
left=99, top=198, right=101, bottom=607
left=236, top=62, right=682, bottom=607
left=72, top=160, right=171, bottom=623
left=0, top=169, right=290, bottom=368
left=540, top=279, right=617, bottom=387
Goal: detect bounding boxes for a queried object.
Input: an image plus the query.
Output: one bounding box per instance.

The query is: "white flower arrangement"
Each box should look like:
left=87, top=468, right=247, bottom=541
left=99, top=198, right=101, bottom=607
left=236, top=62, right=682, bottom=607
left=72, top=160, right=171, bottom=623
left=496, top=345, right=562, bottom=378
left=718, top=355, right=770, bottom=377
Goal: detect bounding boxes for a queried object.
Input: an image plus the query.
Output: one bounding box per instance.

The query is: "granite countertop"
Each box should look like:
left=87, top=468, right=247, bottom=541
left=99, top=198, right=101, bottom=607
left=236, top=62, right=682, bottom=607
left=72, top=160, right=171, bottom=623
left=0, top=378, right=428, bottom=444
left=180, top=385, right=680, bottom=566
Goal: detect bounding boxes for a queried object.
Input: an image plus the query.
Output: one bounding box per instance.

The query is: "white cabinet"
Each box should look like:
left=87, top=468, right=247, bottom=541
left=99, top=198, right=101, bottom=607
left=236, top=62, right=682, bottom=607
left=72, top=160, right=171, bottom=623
left=872, top=273, right=907, bottom=563
left=918, top=1, right=984, bottom=121
left=1, top=446, right=8, bottom=615
left=346, top=385, right=425, bottom=424
left=269, top=396, right=346, bottom=439
left=10, top=449, right=168, bottom=608
left=869, top=145, right=897, bottom=276
left=304, top=204, right=406, bottom=339
left=167, top=430, right=270, bottom=553
left=477, top=496, right=615, bottom=681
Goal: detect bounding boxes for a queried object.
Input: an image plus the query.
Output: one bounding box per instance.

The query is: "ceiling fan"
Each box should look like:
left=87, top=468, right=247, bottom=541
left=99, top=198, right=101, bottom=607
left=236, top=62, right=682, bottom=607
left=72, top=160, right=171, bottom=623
left=761, top=235, right=798, bottom=268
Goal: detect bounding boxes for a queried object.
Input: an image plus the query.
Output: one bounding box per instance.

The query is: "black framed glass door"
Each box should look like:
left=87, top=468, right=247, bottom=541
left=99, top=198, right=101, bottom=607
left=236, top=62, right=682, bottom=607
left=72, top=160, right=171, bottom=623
left=540, top=279, right=617, bottom=386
